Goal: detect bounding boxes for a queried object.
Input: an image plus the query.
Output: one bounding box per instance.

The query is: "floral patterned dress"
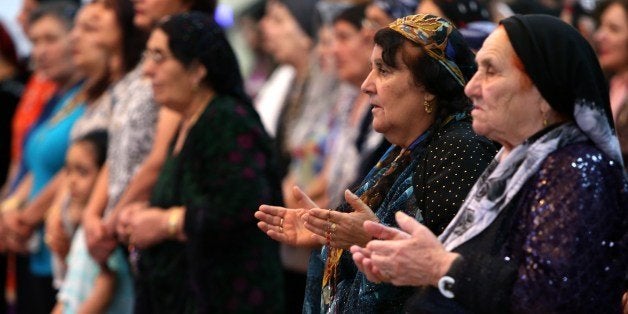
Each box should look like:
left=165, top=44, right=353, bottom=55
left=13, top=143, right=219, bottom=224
left=136, top=95, right=285, bottom=313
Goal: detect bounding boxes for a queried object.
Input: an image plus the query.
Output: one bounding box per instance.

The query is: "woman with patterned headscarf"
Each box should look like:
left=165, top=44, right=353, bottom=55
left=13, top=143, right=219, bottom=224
left=256, top=14, right=497, bottom=312
left=352, top=15, right=627, bottom=313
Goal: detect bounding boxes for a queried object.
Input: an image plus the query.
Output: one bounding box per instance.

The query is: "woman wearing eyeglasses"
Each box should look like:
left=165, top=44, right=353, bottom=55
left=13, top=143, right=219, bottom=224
left=117, top=12, right=285, bottom=313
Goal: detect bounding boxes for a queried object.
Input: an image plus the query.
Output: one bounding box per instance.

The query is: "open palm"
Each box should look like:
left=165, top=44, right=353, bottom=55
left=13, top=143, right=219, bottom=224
left=255, top=186, right=320, bottom=247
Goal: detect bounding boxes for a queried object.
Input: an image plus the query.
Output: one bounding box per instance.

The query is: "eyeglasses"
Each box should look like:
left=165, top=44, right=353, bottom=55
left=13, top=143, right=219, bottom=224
left=142, top=49, right=173, bottom=64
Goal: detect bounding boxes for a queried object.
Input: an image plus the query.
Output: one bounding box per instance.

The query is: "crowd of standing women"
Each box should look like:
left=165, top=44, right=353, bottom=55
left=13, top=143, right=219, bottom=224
left=0, top=0, right=626, bottom=313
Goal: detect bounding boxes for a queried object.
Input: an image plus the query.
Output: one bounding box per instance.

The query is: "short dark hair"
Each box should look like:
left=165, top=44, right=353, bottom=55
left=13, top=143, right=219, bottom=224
left=374, top=27, right=477, bottom=119
left=157, top=12, right=249, bottom=104
left=594, top=0, right=628, bottom=24
left=29, top=1, right=79, bottom=30
left=333, top=4, right=367, bottom=31
left=185, top=0, right=217, bottom=15
left=75, top=130, right=109, bottom=168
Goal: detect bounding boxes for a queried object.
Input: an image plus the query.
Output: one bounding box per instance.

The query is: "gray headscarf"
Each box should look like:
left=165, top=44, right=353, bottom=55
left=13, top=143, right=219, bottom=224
left=279, top=0, right=320, bottom=38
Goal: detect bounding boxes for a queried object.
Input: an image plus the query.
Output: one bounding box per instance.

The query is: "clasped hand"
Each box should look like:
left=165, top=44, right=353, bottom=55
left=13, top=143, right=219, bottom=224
left=350, top=211, right=458, bottom=287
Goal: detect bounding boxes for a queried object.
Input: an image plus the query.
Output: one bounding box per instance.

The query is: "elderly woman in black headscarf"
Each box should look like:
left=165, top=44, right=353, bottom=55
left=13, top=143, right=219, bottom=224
left=118, top=12, right=284, bottom=313
left=352, top=14, right=627, bottom=313
left=257, top=14, right=497, bottom=312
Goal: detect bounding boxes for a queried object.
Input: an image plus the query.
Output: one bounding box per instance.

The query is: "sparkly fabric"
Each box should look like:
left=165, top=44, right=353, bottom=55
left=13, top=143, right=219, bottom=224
left=413, top=120, right=498, bottom=234
left=408, top=143, right=628, bottom=313
left=441, top=123, right=595, bottom=250
left=388, top=14, right=466, bottom=87
left=303, top=116, right=496, bottom=313
left=136, top=95, right=284, bottom=313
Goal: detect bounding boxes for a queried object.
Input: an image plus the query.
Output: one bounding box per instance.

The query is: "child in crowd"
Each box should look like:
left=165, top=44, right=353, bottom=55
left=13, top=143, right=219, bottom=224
left=48, top=130, right=114, bottom=314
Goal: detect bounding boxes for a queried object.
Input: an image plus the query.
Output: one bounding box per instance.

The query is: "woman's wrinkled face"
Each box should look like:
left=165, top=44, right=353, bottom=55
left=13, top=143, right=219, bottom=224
left=464, top=27, right=544, bottom=147
left=260, top=1, right=308, bottom=64
left=29, top=16, right=75, bottom=83
left=594, top=3, right=628, bottom=74
left=333, top=20, right=372, bottom=86
left=143, top=29, right=198, bottom=111
left=71, top=3, right=120, bottom=74
left=361, top=45, right=433, bottom=147
left=132, top=0, right=188, bottom=30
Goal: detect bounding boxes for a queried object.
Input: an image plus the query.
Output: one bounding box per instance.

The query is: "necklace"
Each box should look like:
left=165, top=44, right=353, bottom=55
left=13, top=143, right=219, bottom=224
left=47, top=86, right=85, bottom=126
left=173, top=94, right=213, bottom=155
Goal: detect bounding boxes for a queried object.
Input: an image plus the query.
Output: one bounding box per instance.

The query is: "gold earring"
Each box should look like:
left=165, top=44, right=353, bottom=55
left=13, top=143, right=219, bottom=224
left=543, top=118, right=548, bottom=127
left=424, top=99, right=433, bottom=114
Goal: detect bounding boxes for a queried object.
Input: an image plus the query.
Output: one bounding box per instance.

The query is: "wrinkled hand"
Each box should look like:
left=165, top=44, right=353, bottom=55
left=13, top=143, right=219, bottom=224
left=3, top=211, right=34, bottom=253
left=126, top=208, right=169, bottom=249
left=84, top=213, right=116, bottom=264
left=114, top=202, right=146, bottom=244
left=350, top=211, right=458, bottom=287
left=303, top=190, right=378, bottom=249
left=45, top=208, right=70, bottom=258
left=255, top=186, right=319, bottom=247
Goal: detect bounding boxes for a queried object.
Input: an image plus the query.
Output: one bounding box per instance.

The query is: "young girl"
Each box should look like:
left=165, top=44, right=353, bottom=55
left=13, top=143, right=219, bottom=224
left=48, top=130, right=114, bottom=314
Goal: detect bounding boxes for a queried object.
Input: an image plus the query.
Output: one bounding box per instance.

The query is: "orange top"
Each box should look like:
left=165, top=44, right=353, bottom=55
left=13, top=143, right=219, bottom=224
left=11, top=74, right=57, bottom=161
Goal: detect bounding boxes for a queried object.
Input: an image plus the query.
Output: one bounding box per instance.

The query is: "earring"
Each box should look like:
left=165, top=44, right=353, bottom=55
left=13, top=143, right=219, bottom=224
left=543, top=118, right=549, bottom=127
left=424, top=99, right=433, bottom=114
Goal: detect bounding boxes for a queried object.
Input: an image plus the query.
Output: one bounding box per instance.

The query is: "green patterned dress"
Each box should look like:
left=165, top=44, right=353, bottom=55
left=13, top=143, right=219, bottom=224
left=135, top=95, right=285, bottom=313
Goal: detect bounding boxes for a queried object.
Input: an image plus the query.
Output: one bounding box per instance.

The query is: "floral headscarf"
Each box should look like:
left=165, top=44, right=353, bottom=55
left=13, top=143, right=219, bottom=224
left=388, top=14, right=466, bottom=87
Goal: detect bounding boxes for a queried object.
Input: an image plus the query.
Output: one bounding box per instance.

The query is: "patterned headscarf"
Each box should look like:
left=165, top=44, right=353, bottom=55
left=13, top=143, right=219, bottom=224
left=374, top=0, right=419, bottom=19
left=388, top=14, right=466, bottom=86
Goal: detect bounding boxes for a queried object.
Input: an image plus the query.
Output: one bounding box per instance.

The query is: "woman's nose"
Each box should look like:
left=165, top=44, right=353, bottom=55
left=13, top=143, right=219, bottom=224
left=464, top=72, right=480, bottom=98
left=361, top=70, right=375, bottom=95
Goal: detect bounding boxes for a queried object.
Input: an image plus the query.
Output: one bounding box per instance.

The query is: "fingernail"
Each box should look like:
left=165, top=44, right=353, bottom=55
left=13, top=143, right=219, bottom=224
left=345, top=190, right=358, bottom=199
left=395, top=211, right=406, bottom=221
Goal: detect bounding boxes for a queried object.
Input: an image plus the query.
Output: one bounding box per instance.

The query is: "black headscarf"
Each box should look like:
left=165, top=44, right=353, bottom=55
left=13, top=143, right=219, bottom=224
left=501, top=14, right=613, bottom=127
left=279, top=0, right=319, bottom=39
left=159, top=12, right=250, bottom=106
left=500, top=14, right=623, bottom=165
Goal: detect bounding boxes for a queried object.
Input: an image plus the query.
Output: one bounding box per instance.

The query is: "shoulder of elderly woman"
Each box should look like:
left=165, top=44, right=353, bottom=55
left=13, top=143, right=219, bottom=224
left=413, top=120, right=498, bottom=234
